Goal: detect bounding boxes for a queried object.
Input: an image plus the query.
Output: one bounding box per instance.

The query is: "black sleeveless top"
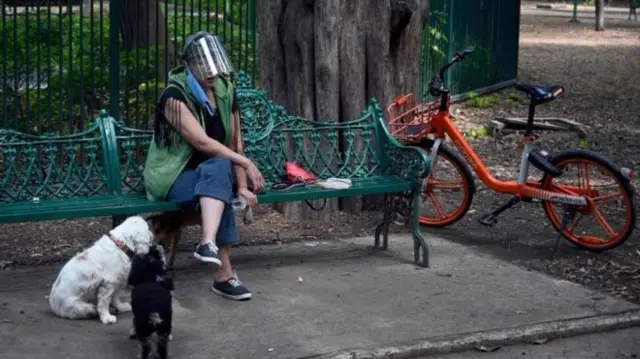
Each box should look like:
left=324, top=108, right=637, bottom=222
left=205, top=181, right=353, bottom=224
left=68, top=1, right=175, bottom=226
left=156, top=87, right=239, bottom=169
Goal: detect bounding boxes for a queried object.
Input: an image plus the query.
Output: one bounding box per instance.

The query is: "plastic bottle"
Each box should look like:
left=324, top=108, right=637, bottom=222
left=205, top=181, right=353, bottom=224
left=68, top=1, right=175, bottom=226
left=231, top=197, right=247, bottom=211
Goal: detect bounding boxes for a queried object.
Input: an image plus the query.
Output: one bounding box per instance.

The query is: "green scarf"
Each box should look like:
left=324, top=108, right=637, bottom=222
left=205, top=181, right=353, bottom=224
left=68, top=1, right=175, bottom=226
left=213, top=73, right=236, bottom=147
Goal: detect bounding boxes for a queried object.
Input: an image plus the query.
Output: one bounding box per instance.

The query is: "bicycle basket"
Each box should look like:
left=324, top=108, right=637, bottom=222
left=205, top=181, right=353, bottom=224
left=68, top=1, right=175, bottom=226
left=385, top=93, right=440, bottom=144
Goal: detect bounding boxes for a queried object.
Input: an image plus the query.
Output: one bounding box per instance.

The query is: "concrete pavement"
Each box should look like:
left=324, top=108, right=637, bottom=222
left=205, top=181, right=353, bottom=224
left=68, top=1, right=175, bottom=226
left=0, top=234, right=639, bottom=359
left=428, top=327, right=640, bottom=359
left=521, top=4, right=637, bottom=20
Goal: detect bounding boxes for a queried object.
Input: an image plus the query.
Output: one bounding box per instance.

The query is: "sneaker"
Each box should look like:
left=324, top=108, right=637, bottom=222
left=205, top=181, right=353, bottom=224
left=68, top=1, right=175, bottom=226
left=193, top=242, right=222, bottom=266
left=211, top=277, right=252, bottom=301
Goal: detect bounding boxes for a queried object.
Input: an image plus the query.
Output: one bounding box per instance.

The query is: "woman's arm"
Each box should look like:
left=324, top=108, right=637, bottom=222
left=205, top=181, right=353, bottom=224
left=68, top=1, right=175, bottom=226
left=164, top=98, right=251, bottom=168
left=232, top=110, right=249, bottom=190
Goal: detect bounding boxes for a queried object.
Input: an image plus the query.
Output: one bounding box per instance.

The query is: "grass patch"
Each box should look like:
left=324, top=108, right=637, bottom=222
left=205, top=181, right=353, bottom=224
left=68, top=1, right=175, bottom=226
left=506, top=92, right=524, bottom=103
left=464, top=127, right=488, bottom=139
left=467, top=92, right=501, bottom=109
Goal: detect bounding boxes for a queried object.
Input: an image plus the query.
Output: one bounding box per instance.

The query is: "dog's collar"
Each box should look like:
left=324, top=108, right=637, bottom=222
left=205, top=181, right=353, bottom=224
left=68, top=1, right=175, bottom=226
left=109, top=233, right=135, bottom=259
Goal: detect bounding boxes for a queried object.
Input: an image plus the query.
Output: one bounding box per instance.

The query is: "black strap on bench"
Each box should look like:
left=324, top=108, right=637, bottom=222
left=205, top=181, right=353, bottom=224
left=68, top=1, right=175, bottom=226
left=270, top=179, right=327, bottom=212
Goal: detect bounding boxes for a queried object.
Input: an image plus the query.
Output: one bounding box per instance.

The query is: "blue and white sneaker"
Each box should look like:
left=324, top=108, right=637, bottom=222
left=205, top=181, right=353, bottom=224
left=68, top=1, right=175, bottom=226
left=211, top=277, right=252, bottom=301
left=193, top=242, right=222, bottom=266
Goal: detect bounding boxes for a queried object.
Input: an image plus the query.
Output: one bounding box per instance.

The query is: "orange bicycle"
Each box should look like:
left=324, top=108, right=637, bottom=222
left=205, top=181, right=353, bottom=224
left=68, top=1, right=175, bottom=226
left=387, top=45, right=636, bottom=254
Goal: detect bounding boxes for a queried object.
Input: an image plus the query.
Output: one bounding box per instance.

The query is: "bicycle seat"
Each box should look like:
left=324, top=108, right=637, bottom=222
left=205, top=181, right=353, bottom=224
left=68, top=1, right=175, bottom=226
left=515, top=83, right=564, bottom=105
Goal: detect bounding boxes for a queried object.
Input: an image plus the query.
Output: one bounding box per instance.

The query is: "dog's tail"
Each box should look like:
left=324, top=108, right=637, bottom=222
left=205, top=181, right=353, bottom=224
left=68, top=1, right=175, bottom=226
left=148, top=312, right=163, bottom=326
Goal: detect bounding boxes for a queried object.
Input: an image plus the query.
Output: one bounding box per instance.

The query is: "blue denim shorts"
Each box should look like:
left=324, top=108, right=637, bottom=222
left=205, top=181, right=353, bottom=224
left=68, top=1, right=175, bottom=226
left=166, top=158, right=238, bottom=247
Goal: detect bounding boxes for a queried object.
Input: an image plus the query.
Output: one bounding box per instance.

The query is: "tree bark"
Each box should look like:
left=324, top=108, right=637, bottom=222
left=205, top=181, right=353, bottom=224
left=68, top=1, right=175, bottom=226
left=595, top=0, right=606, bottom=31
left=257, top=0, right=429, bottom=220
left=118, top=0, right=175, bottom=82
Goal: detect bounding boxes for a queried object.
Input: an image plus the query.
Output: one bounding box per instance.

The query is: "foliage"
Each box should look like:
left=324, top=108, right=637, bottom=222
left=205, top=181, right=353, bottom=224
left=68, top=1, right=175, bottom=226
left=0, top=11, right=111, bottom=134
left=507, top=92, right=524, bottom=103
left=1, top=2, right=255, bottom=134
left=467, top=92, right=500, bottom=109
left=464, top=127, right=488, bottom=139
left=425, top=10, right=448, bottom=58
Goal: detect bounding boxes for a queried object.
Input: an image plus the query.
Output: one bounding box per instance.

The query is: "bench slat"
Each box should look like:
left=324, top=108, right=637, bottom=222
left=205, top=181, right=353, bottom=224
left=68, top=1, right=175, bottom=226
left=258, top=176, right=411, bottom=204
left=0, top=194, right=180, bottom=224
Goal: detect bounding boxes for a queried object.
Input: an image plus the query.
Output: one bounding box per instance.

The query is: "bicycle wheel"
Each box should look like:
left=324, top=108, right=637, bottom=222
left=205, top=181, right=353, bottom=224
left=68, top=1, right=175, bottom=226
left=417, top=139, right=476, bottom=227
left=541, top=149, right=636, bottom=251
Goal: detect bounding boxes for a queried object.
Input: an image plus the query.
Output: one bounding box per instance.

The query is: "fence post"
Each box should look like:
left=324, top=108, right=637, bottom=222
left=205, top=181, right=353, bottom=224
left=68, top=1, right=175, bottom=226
left=248, top=0, right=257, bottom=83
left=109, top=0, right=121, bottom=119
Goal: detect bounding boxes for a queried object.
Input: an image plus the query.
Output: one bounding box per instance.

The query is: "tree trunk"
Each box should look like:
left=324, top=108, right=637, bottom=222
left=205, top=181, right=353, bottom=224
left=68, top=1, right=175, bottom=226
left=257, top=0, right=429, bottom=220
left=595, top=0, right=605, bottom=31
left=118, top=0, right=175, bottom=82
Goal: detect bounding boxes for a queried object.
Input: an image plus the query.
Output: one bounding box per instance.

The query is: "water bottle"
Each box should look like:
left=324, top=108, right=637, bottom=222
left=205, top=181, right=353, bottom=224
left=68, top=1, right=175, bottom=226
left=231, top=197, right=247, bottom=211
left=231, top=197, right=254, bottom=225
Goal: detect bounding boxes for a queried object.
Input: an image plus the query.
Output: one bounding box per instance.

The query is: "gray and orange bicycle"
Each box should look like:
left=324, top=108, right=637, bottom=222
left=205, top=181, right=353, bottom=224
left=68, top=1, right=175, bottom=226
left=387, top=45, right=636, bottom=254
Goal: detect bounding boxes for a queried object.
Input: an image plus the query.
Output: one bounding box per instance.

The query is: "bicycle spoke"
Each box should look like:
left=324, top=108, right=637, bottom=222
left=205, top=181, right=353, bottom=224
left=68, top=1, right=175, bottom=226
left=578, top=162, right=590, bottom=189
left=428, top=180, right=464, bottom=190
left=592, top=192, right=623, bottom=204
left=428, top=192, right=447, bottom=218
left=592, top=205, right=616, bottom=238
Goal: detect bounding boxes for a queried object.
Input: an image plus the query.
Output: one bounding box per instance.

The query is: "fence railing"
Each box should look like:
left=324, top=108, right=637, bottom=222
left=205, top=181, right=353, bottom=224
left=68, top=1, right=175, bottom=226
left=0, top=0, right=257, bottom=134
left=419, top=0, right=520, bottom=102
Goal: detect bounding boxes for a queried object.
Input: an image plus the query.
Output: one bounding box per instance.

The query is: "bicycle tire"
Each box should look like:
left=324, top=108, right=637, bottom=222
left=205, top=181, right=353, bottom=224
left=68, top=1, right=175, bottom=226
left=416, top=138, right=476, bottom=227
left=541, top=149, right=636, bottom=251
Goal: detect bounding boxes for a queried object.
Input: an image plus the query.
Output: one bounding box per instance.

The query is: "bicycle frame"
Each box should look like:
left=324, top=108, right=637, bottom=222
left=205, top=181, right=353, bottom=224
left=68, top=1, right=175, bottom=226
left=425, top=96, right=588, bottom=206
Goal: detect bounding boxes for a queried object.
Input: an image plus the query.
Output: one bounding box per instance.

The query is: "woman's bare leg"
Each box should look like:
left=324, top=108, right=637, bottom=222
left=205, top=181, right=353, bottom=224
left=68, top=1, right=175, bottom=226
left=199, top=197, right=225, bottom=244
left=193, top=197, right=225, bottom=265
left=215, top=247, right=234, bottom=282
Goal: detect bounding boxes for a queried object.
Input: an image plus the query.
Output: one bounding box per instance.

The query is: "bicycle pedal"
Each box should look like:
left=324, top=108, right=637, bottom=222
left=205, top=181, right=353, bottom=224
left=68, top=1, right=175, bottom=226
left=479, top=214, right=499, bottom=227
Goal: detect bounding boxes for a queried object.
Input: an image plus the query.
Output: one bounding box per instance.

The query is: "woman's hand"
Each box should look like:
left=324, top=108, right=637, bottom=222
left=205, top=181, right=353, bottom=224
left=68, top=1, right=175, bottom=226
left=237, top=187, right=258, bottom=208
left=242, top=159, right=265, bottom=194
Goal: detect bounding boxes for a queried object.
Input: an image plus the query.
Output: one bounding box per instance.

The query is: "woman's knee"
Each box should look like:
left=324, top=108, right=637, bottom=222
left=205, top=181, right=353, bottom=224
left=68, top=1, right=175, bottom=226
left=199, top=158, right=233, bottom=173
left=194, top=158, right=235, bottom=202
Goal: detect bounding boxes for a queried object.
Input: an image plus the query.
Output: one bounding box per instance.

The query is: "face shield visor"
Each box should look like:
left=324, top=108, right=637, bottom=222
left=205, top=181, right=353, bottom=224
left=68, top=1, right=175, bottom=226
left=183, top=32, right=235, bottom=83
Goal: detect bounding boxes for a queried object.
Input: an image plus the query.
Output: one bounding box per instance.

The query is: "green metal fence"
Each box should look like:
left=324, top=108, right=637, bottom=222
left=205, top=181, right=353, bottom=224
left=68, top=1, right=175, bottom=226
left=420, top=0, right=521, bottom=102
left=0, top=0, right=256, bottom=134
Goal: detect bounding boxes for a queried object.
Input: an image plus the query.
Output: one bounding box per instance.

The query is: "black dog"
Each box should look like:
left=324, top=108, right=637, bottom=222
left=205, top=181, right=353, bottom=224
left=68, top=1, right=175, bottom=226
left=128, top=244, right=174, bottom=359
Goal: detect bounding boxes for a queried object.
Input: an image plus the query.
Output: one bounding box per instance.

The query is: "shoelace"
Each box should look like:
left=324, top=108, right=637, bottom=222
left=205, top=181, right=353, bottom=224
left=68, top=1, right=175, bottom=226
left=204, top=242, right=219, bottom=253
left=228, top=278, right=243, bottom=287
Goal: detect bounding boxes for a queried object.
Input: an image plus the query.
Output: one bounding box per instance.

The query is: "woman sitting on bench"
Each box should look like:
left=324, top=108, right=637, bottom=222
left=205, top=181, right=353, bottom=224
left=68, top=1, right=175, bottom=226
left=143, top=31, right=265, bottom=301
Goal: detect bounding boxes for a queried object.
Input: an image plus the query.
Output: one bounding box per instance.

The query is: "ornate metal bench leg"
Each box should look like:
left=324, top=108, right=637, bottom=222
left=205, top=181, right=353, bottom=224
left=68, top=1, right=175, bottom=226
left=381, top=195, right=395, bottom=250
left=112, top=215, right=127, bottom=228
left=374, top=194, right=389, bottom=249
left=410, top=187, right=429, bottom=267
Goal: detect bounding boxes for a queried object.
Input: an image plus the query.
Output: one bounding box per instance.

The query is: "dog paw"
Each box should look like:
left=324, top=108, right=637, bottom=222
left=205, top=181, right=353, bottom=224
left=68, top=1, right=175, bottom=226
left=100, top=314, right=117, bottom=324
left=115, top=302, right=132, bottom=313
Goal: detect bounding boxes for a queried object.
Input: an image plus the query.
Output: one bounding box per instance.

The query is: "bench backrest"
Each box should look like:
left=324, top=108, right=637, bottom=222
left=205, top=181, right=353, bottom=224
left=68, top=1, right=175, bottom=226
left=234, top=73, right=387, bottom=187
left=0, top=119, right=112, bottom=203
left=110, top=71, right=391, bottom=194
left=0, top=71, right=400, bottom=201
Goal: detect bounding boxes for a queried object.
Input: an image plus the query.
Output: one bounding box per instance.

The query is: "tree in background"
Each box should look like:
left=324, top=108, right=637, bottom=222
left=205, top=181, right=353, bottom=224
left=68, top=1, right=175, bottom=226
left=257, top=0, right=429, bottom=220
left=119, top=0, right=174, bottom=82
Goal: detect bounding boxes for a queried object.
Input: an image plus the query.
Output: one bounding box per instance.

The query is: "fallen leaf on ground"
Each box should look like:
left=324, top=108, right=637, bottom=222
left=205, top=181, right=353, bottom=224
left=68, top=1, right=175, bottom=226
left=531, top=338, right=549, bottom=345
left=475, top=344, right=501, bottom=352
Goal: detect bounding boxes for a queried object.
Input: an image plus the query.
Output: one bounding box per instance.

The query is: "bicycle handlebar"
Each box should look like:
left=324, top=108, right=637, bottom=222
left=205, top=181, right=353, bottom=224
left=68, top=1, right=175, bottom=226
left=428, top=45, right=475, bottom=99
left=438, top=45, right=475, bottom=81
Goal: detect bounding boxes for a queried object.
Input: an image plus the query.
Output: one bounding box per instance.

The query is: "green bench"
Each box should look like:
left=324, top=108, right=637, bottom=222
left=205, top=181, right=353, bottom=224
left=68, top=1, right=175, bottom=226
left=0, top=72, right=433, bottom=266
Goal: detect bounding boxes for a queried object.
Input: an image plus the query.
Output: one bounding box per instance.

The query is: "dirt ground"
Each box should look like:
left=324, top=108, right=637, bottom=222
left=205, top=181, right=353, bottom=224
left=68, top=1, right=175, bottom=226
left=2, top=14, right=640, bottom=305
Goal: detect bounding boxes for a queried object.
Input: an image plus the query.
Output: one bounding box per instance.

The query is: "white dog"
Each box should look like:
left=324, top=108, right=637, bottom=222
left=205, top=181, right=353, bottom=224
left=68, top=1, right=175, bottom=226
left=48, top=216, right=153, bottom=324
